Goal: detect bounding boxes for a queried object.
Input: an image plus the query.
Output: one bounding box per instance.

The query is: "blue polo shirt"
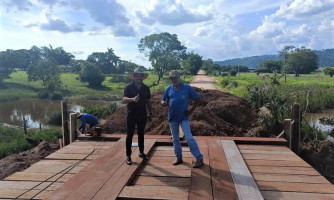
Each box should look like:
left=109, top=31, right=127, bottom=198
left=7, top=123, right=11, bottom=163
left=81, top=113, right=98, bottom=133
left=162, top=83, right=199, bottom=123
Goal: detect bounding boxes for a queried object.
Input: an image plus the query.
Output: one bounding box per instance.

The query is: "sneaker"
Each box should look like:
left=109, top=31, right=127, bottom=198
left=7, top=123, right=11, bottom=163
left=126, top=157, right=132, bottom=165
left=172, top=158, right=183, bottom=165
left=139, top=153, right=149, bottom=160
left=192, top=160, right=204, bottom=168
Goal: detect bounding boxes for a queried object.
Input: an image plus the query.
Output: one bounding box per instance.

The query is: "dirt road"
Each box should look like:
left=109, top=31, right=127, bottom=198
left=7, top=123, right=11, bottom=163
left=190, top=70, right=217, bottom=90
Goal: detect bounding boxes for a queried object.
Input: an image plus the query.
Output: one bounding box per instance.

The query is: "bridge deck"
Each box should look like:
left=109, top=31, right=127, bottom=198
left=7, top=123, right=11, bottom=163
left=0, top=134, right=333, bottom=200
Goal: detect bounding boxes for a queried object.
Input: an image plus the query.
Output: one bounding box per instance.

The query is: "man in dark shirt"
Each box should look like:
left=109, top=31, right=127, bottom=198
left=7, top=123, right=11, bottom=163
left=123, top=67, right=153, bottom=165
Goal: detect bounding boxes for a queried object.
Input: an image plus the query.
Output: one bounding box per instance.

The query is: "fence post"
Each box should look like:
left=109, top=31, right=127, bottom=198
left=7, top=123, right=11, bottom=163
left=284, top=119, right=292, bottom=149
left=23, top=117, right=27, bottom=134
left=70, top=113, right=77, bottom=143
left=291, top=103, right=300, bottom=155
left=61, top=101, right=70, bottom=146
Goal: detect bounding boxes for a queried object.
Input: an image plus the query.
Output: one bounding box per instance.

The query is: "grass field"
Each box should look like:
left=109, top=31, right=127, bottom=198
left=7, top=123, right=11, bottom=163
left=1, top=71, right=193, bottom=101
left=214, top=72, right=334, bottom=111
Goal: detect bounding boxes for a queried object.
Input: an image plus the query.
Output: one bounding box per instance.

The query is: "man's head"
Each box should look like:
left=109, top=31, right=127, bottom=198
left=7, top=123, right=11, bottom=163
left=130, top=67, right=148, bottom=84
left=169, top=70, right=181, bottom=85
left=76, top=113, right=83, bottom=119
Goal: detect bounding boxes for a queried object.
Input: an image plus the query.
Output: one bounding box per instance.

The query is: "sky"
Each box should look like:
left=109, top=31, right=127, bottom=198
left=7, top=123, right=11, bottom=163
left=0, top=0, right=333, bottom=67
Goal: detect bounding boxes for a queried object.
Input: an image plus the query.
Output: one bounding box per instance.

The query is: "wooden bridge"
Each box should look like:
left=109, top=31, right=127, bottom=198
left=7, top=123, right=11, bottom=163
left=0, top=134, right=333, bottom=200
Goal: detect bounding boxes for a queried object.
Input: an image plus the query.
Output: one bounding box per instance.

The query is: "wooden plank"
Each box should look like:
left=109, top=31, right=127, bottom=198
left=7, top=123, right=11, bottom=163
left=262, top=191, right=334, bottom=200
left=45, top=153, right=100, bottom=160
left=154, top=146, right=190, bottom=151
left=257, top=181, right=334, bottom=193
left=4, top=172, right=75, bottom=183
left=189, top=139, right=213, bottom=200
left=145, top=161, right=191, bottom=170
left=221, top=140, right=264, bottom=200
left=0, top=188, right=53, bottom=200
left=118, top=185, right=188, bottom=200
left=242, top=153, right=303, bottom=161
left=133, top=176, right=190, bottom=187
left=245, top=159, right=311, bottom=167
left=240, top=149, right=294, bottom=155
left=148, top=156, right=192, bottom=164
left=46, top=138, right=128, bottom=200
left=92, top=139, right=157, bottom=200
left=208, top=139, right=238, bottom=200
left=248, top=166, right=320, bottom=175
left=151, top=149, right=193, bottom=157
left=0, top=180, right=40, bottom=190
left=238, top=145, right=290, bottom=151
left=252, top=173, right=331, bottom=184
left=138, top=166, right=191, bottom=177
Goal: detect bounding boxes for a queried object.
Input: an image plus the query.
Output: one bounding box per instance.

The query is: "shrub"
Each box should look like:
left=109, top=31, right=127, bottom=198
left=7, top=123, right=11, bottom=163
left=221, top=79, right=230, bottom=87
left=109, top=74, right=131, bottom=83
left=230, top=70, right=237, bottom=77
left=221, top=72, right=229, bottom=77
left=81, top=103, right=117, bottom=119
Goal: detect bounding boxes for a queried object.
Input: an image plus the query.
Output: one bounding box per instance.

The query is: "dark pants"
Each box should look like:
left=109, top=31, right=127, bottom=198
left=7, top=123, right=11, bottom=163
left=126, top=114, right=147, bottom=157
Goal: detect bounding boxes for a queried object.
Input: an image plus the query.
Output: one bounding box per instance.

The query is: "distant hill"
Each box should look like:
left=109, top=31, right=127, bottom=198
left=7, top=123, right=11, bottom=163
left=215, top=49, right=334, bottom=69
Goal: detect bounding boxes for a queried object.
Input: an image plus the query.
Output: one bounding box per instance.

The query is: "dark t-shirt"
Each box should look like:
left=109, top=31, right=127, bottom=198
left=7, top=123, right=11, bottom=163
left=123, top=82, right=151, bottom=117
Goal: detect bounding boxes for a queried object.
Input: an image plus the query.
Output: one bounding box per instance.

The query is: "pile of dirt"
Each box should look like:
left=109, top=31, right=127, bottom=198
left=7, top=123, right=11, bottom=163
left=102, top=88, right=264, bottom=137
left=300, top=140, right=334, bottom=184
left=0, top=141, right=59, bottom=180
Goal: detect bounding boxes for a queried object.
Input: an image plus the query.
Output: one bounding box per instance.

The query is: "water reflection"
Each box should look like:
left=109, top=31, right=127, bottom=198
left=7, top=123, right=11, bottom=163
left=0, top=99, right=118, bottom=128
left=304, top=108, right=334, bottom=132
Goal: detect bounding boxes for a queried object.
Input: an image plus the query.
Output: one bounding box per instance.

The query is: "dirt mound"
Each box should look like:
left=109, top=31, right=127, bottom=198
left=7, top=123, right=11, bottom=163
left=103, top=88, right=263, bottom=136
left=300, top=140, right=334, bottom=184
left=0, top=141, right=59, bottom=180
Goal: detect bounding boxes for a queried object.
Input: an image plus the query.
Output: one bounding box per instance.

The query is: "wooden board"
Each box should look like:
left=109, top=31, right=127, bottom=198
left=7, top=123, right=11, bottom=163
left=238, top=144, right=290, bottom=151
left=188, top=139, right=213, bottom=200
left=257, top=181, right=334, bottom=193
left=221, top=140, right=264, bottom=200
left=133, top=176, right=191, bottom=187
left=248, top=166, right=320, bottom=175
left=92, top=139, right=157, bottom=200
left=138, top=166, right=191, bottom=177
left=150, top=149, right=193, bottom=157
left=245, top=159, right=311, bottom=167
left=46, top=138, right=129, bottom=200
left=118, top=185, right=188, bottom=200
left=208, top=139, right=238, bottom=200
left=262, top=191, right=334, bottom=200
left=252, top=173, right=331, bottom=184
left=242, top=153, right=303, bottom=161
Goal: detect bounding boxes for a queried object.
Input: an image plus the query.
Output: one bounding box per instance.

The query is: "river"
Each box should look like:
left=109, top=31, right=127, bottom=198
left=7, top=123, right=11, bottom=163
left=304, top=108, right=334, bottom=132
left=0, top=99, right=119, bottom=128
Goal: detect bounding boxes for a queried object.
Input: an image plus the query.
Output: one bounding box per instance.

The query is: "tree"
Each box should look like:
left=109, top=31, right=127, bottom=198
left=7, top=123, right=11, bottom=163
left=202, top=59, right=221, bottom=75
left=138, top=32, right=186, bottom=85
left=87, top=48, right=120, bottom=74
left=40, top=45, right=74, bottom=66
left=181, top=52, right=202, bottom=75
left=286, top=47, right=319, bottom=77
left=256, top=60, right=282, bottom=73
left=27, top=58, right=60, bottom=85
left=323, top=67, right=334, bottom=77
left=0, top=50, right=14, bottom=86
left=79, top=61, right=105, bottom=87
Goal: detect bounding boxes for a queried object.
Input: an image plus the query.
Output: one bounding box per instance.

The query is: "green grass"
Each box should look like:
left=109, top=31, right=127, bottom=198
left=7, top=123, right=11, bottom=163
left=1, top=71, right=193, bottom=101
left=0, top=125, right=62, bottom=159
left=214, top=72, right=334, bottom=111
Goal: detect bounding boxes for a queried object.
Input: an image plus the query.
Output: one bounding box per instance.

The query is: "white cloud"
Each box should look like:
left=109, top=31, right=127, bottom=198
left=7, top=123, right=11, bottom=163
left=275, top=0, right=334, bottom=20
left=136, top=0, right=212, bottom=25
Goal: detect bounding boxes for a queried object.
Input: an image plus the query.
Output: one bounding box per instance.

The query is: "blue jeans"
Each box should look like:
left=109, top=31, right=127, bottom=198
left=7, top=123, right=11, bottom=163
left=169, top=120, right=203, bottom=161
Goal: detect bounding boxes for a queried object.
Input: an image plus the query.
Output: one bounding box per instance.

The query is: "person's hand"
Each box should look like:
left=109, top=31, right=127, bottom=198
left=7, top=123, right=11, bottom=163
left=133, top=94, right=139, bottom=102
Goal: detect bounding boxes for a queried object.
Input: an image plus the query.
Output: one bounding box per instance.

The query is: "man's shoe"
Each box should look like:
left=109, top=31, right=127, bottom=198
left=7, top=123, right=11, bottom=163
left=126, top=157, right=132, bottom=165
left=172, top=158, right=183, bottom=165
left=192, top=160, right=204, bottom=168
left=139, top=153, right=149, bottom=160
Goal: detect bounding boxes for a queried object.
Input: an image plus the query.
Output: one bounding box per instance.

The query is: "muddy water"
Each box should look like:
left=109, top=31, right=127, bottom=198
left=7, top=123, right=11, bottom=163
left=304, top=108, right=334, bottom=132
left=0, top=99, right=119, bottom=128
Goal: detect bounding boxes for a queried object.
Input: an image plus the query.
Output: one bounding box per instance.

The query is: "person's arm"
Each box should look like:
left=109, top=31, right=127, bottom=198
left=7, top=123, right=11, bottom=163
left=184, top=98, right=200, bottom=117
left=123, top=94, right=139, bottom=104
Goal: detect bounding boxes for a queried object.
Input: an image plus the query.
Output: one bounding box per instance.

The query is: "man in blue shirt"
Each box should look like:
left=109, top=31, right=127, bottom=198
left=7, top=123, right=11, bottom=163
left=161, top=70, right=203, bottom=168
left=77, top=113, right=99, bottom=135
